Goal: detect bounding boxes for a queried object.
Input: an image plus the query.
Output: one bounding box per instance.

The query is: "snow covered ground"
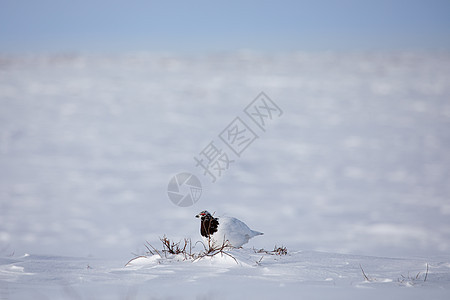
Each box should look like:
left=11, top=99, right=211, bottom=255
left=1, top=51, right=450, bottom=298
left=1, top=249, right=450, bottom=299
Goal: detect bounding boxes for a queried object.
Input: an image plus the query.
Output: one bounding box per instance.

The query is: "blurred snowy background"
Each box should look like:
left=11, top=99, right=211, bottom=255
left=1, top=0, right=450, bottom=260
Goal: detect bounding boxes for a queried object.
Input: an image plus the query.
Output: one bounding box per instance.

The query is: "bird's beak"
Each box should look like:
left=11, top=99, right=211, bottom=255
left=195, top=214, right=200, bottom=218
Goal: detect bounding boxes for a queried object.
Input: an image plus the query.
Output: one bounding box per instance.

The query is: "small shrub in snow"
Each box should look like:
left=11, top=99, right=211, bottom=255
left=126, top=235, right=239, bottom=266
left=397, top=263, right=429, bottom=286
left=253, top=245, right=288, bottom=256
left=194, top=236, right=237, bottom=263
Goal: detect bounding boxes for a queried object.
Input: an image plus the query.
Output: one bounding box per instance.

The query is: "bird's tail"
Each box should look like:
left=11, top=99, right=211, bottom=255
left=252, top=230, right=263, bottom=236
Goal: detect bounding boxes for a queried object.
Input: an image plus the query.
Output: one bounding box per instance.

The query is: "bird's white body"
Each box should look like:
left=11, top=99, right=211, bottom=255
left=205, top=216, right=263, bottom=248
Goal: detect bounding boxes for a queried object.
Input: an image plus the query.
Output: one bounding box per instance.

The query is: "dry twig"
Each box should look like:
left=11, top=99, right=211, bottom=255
left=359, top=264, right=372, bottom=282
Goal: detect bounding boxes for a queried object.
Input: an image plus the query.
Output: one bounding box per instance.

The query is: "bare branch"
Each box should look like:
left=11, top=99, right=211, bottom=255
left=424, top=263, right=429, bottom=282
left=359, top=264, right=371, bottom=282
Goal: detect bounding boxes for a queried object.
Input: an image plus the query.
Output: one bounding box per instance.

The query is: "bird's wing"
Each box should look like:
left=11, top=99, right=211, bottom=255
left=219, top=217, right=254, bottom=236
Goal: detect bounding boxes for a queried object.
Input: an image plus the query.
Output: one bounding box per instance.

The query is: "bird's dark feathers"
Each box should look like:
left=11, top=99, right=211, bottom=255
left=199, top=212, right=219, bottom=238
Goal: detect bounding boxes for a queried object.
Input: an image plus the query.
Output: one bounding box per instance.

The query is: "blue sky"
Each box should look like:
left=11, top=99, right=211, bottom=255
left=1, top=0, right=449, bottom=53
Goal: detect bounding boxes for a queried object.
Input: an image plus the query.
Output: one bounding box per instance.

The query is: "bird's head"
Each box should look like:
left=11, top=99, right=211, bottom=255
left=195, top=210, right=211, bottom=218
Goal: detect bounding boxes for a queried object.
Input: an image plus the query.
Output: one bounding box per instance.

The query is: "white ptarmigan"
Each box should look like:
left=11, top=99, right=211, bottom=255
left=195, top=210, right=263, bottom=248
